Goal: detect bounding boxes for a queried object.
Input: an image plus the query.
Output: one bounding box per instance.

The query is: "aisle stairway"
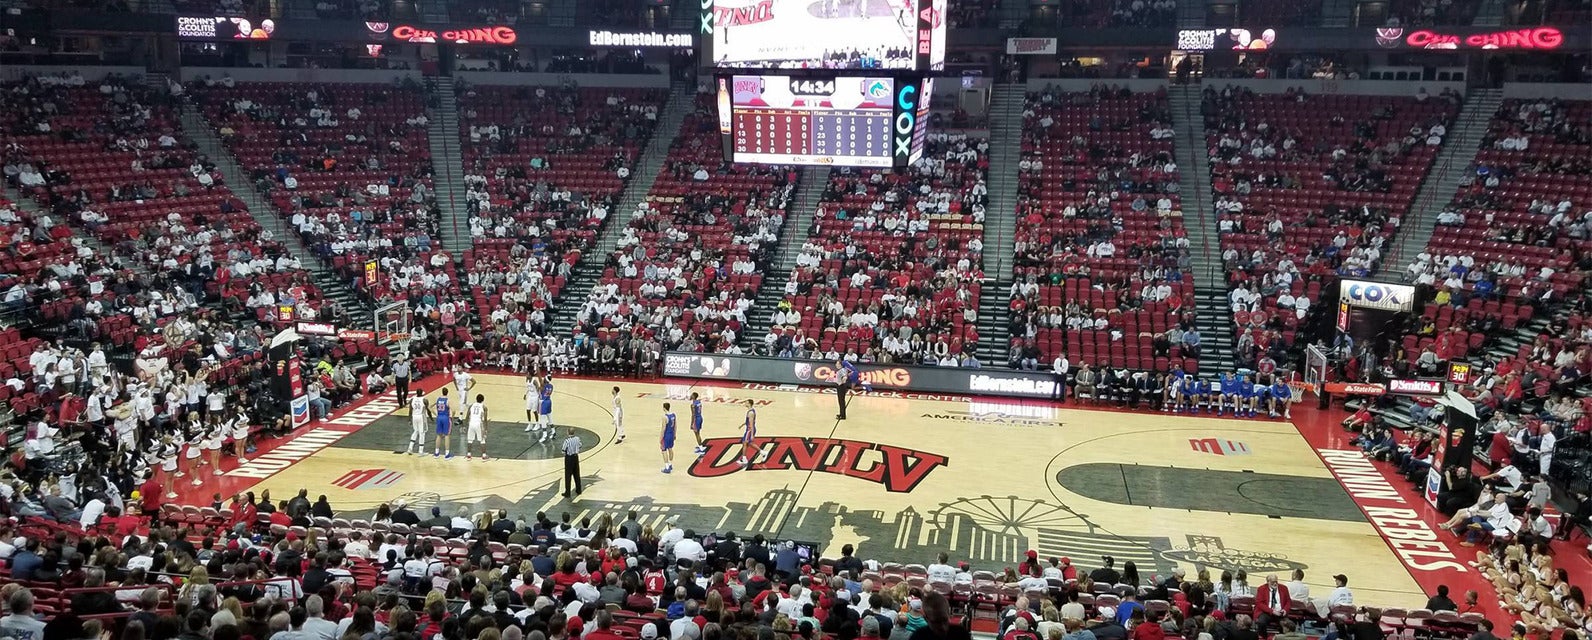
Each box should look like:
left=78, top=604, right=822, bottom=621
left=547, top=82, right=696, bottom=336
left=1169, top=86, right=1236, bottom=373
left=178, top=101, right=372, bottom=327
left=972, top=85, right=1025, bottom=366
left=739, top=166, right=828, bottom=353
left=427, top=77, right=472, bottom=256
left=1384, top=88, right=1502, bottom=270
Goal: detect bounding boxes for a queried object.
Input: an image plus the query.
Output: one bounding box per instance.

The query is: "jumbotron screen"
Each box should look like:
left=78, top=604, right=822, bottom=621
left=704, top=0, right=946, bottom=71
left=719, top=74, right=931, bottom=168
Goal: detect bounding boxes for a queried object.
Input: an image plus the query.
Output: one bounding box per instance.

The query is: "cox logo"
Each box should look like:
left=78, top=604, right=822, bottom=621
left=892, top=83, right=918, bottom=162
left=1345, top=282, right=1411, bottom=309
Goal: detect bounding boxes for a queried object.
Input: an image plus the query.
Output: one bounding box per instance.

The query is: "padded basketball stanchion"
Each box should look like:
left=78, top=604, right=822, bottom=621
left=1318, top=390, right=1331, bottom=410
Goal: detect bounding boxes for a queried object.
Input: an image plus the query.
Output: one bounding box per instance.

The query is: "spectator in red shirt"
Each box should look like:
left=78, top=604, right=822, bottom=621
left=585, top=611, right=626, bottom=640
left=1131, top=612, right=1166, bottom=640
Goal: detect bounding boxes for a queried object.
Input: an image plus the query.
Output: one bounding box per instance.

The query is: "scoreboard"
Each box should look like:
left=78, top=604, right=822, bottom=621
left=718, top=74, right=931, bottom=168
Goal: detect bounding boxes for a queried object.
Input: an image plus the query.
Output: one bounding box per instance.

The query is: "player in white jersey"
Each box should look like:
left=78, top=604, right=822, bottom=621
left=453, top=366, right=474, bottom=399
left=524, top=372, right=541, bottom=434
left=465, top=394, right=490, bottom=460
left=405, top=386, right=430, bottom=455
left=612, top=386, right=625, bottom=443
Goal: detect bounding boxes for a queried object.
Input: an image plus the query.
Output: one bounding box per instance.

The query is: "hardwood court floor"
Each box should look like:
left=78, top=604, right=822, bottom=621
left=243, top=374, right=1428, bottom=606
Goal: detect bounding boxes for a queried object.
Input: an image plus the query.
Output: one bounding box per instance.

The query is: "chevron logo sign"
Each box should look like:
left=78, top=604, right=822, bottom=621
left=333, top=468, right=405, bottom=490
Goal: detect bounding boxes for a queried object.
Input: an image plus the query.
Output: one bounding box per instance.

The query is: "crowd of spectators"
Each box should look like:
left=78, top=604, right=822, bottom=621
left=1009, top=84, right=1194, bottom=373
left=3, top=72, right=330, bottom=324
left=458, top=82, right=664, bottom=364
left=188, top=76, right=445, bottom=310
left=762, top=132, right=987, bottom=365
left=571, top=95, right=793, bottom=357
left=1203, top=84, right=1458, bottom=371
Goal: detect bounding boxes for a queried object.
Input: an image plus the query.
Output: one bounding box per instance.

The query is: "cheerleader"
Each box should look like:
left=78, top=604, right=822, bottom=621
left=183, top=417, right=206, bottom=486
left=157, top=435, right=180, bottom=499
left=231, top=405, right=252, bottom=463
left=205, top=415, right=226, bottom=475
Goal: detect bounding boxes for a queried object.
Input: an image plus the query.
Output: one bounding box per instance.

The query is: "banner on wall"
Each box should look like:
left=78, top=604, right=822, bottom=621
left=1339, top=279, right=1417, bottom=313
left=1005, top=37, right=1057, bottom=55
left=663, top=352, right=1061, bottom=399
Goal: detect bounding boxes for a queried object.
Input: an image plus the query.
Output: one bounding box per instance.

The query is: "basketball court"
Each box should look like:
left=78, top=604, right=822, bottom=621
left=222, top=373, right=1434, bottom=607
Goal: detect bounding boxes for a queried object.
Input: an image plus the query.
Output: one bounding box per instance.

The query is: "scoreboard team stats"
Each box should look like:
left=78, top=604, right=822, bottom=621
left=702, top=0, right=945, bottom=169
left=717, top=75, right=933, bottom=168
left=730, top=75, right=892, bottom=166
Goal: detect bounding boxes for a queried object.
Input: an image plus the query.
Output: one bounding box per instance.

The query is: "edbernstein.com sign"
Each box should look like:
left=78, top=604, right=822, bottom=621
left=662, top=352, right=1060, bottom=399
left=588, top=30, right=694, bottom=47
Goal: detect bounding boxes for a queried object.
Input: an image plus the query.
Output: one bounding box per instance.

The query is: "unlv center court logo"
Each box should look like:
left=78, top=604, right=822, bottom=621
left=688, top=437, right=949, bottom=493
left=333, top=468, right=406, bottom=490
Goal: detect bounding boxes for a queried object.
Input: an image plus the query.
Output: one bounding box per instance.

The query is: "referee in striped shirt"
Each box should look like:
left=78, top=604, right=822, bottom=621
left=561, top=427, right=583, bottom=498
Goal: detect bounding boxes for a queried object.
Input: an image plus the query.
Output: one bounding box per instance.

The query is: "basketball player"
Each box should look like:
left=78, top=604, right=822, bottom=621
left=434, top=387, right=454, bottom=458
left=524, top=372, right=540, bottom=434
left=1269, top=376, right=1293, bottom=419
left=537, top=376, right=554, bottom=442
left=1217, top=371, right=1241, bottom=416
left=1192, top=376, right=1213, bottom=413
left=737, top=398, right=758, bottom=467
left=660, top=402, right=677, bottom=474
left=835, top=358, right=860, bottom=420
left=465, top=393, right=490, bottom=460
left=404, top=386, right=430, bottom=455
left=453, top=365, right=475, bottom=399
left=612, top=386, right=626, bottom=444
left=1237, top=374, right=1258, bottom=417
left=689, top=392, right=706, bottom=454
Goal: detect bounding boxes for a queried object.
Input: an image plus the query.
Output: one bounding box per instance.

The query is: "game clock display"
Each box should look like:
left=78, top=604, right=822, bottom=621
left=729, top=75, right=896, bottom=167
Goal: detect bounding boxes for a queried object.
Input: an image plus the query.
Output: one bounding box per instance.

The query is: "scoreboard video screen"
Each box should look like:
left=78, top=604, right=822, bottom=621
left=729, top=75, right=892, bottom=166
left=703, top=0, right=946, bottom=72
left=719, top=74, right=931, bottom=168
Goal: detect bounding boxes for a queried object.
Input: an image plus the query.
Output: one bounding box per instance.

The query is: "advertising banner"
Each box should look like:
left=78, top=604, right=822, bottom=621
left=1339, top=279, right=1417, bottom=313
left=1006, top=37, right=1058, bottom=54
left=663, top=352, right=1061, bottom=399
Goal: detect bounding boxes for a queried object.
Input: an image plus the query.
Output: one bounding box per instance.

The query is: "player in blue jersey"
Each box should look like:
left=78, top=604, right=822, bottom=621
left=738, top=399, right=759, bottom=468
left=1192, top=377, right=1213, bottom=413
left=689, top=392, right=706, bottom=455
left=1180, top=374, right=1200, bottom=412
left=660, top=402, right=677, bottom=474
left=536, top=377, right=554, bottom=442
left=1217, top=372, right=1240, bottom=416
left=1237, top=374, right=1258, bottom=417
left=433, top=388, right=453, bottom=458
left=1269, top=376, right=1294, bottom=419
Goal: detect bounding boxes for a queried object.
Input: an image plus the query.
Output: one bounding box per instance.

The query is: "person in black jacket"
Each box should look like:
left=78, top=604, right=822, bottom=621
left=713, top=532, right=743, bottom=569
left=1343, top=609, right=1385, bottom=640
left=71, top=568, right=125, bottom=615
left=1425, top=585, right=1458, bottom=612
left=1437, top=467, right=1482, bottom=516
left=391, top=500, right=421, bottom=525
left=743, top=535, right=772, bottom=569
left=836, top=544, right=865, bottom=575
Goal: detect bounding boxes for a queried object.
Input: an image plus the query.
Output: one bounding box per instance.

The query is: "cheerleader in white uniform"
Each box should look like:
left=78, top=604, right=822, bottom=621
left=205, top=416, right=226, bottom=475
left=184, top=419, right=206, bottom=486
left=157, top=436, right=180, bottom=499
left=231, top=406, right=252, bottom=463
